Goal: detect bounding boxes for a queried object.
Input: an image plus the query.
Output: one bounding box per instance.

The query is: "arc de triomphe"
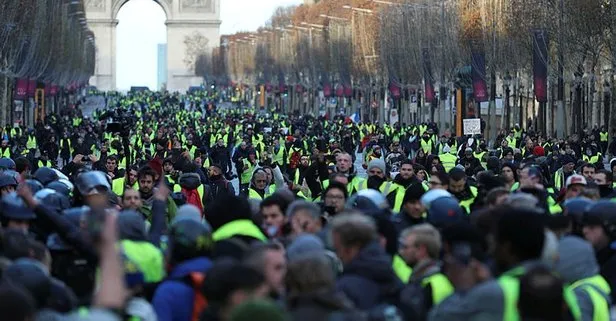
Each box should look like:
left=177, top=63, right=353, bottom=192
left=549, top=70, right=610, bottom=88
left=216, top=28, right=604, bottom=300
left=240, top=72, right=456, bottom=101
left=85, top=0, right=221, bottom=92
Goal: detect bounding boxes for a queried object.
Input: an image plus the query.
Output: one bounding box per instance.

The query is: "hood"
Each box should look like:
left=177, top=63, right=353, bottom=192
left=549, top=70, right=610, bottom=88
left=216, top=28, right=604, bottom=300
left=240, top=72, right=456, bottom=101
left=342, top=241, right=400, bottom=286
left=555, top=236, right=599, bottom=283
left=287, top=289, right=354, bottom=311
left=179, top=173, right=201, bottom=190
left=169, top=257, right=213, bottom=278
left=117, top=210, right=147, bottom=242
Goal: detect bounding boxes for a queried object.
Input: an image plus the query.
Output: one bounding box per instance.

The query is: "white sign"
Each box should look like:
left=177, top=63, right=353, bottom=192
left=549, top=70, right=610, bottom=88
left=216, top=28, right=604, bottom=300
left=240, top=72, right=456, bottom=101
left=463, top=118, right=481, bottom=135
left=410, top=95, right=418, bottom=113
left=390, top=109, right=399, bottom=125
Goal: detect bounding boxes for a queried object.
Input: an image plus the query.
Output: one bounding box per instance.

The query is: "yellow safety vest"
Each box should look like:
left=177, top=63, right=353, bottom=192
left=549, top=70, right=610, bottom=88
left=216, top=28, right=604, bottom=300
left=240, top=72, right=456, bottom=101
left=248, top=187, right=272, bottom=201
left=498, top=267, right=581, bottom=321
left=600, top=132, right=608, bottom=142
left=473, top=151, right=487, bottom=169
left=212, top=219, right=267, bottom=241
left=38, top=160, right=52, bottom=168
left=569, top=275, right=611, bottom=321
left=420, top=139, right=433, bottom=155
left=0, top=147, right=10, bottom=158
left=421, top=272, right=454, bottom=306
left=27, top=136, right=37, bottom=149
left=440, top=153, right=457, bottom=173
left=583, top=154, right=601, bottom=165
left=459, top=186, right=478, bottom=214
left=273, top=145, right=285, bottom=166
left=392, top=254, right=412, bottom=283
left=506, top=136, right=517, bottom=149
left=111, top=177, right=138, bottom=196
left=241, top=159, right=255, bottom=185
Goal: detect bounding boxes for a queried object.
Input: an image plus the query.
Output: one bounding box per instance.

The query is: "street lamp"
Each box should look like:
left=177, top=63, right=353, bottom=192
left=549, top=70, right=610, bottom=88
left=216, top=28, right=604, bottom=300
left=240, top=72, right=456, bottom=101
left=574, top=71, right=583, bottom=134
left=603, top=79, right=610, bottom=129
left=503, top=71, right=512, bottom=130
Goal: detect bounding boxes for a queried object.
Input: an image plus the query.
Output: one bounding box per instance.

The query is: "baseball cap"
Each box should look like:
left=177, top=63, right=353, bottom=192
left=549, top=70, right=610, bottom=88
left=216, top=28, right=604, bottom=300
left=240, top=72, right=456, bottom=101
left=565, top=174, right=587, bottom=188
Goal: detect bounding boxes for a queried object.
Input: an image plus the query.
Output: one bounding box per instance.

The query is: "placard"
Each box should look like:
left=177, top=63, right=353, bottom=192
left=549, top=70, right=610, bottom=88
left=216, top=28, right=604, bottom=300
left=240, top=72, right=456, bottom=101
left=463, top=118, right=481, bottom=135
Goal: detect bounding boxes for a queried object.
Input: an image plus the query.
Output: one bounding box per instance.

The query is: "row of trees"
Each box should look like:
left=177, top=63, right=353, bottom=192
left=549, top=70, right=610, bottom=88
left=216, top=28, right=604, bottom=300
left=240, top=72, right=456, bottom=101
left=196, top=0, right=616, bottom=136
left=0, top=0, right=96, bottom=124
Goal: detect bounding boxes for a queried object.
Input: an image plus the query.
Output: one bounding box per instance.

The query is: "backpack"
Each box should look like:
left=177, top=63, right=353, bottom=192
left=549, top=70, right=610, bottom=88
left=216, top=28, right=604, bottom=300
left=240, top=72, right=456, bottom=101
left=181, top=272, right=208, bottom=321
left=182, top=187, right=203, bottom=213
left=143, top=271, right=208, bottom=321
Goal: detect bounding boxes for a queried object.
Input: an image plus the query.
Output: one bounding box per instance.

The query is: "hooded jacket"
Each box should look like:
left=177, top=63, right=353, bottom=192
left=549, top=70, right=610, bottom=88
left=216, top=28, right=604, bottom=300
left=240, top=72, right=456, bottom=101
left=152, top=257, right=214, bottom=321
left=336, top=241, right=403, bottom=310
left=555, top=236, right=612, bottom=321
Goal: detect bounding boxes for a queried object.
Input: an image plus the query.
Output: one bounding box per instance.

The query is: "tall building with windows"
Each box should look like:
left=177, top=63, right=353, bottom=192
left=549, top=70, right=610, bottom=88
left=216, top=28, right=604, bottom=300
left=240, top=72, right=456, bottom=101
left=157, top=44, right=167, bottom=90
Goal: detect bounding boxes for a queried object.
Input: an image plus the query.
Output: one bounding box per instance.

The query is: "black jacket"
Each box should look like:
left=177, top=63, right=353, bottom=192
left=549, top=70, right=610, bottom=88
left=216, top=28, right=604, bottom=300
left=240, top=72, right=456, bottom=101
left=336, top=241, right=403, bottom=310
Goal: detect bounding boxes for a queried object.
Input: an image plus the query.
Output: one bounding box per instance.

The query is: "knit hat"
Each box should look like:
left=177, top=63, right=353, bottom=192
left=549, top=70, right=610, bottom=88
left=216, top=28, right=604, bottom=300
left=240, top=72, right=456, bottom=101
left=286, top=234, right=325, bottom=262
left=368, top=159, right=386, bottom=173
left=533, top=146, right=545, bottom=157
left=173, top=204, right=205, bottom=226
left=555, top=236, right=599, bottom=283
left=560, top=154, right=576, bottom=166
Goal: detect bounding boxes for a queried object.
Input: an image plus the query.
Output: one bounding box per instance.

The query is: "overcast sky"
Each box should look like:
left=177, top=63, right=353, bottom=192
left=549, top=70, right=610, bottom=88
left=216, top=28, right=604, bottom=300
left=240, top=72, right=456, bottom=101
left=115, top=0, right=302, bottom=90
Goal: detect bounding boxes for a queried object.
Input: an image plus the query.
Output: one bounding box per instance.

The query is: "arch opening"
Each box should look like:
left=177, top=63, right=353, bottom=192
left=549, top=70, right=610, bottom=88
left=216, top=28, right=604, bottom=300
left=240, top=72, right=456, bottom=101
left=116, top=0, right=167, bottom=90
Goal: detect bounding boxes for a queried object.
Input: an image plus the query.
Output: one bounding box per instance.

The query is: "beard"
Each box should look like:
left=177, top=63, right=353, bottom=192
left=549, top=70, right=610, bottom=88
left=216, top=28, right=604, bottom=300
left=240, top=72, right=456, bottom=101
left=367, top=175, right=386, bottom=190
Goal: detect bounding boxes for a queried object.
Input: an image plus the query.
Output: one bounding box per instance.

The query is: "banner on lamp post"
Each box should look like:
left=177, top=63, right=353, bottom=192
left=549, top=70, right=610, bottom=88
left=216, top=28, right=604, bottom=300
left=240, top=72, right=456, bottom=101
left=471, top=51, right=489, bottom=102
left=532, top=29, right=549, bottom=103
left=422, top=48, right=435, bottom=103
left=14, top=79, right=28, bottom=99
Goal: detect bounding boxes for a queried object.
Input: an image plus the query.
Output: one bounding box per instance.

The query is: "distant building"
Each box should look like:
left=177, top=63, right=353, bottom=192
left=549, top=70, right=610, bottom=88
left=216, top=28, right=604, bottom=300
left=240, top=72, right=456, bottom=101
left=157, top=44, right=167, bottom=90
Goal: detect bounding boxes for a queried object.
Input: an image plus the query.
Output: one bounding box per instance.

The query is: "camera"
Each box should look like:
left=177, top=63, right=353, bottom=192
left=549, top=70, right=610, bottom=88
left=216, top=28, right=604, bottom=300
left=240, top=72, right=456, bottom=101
left=99, top=108, right=137, bottom=137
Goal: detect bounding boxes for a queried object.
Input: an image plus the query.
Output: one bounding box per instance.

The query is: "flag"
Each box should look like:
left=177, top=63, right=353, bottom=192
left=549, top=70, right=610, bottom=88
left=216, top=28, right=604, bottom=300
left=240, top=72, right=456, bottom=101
left=532, top=29, right=549, bottom=103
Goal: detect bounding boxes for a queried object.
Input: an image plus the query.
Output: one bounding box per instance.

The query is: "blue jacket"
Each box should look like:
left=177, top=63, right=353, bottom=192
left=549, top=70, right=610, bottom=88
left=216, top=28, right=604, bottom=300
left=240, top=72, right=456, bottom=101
left=336, top=241, right=403, bottom=310
left=153, top=257, right=213, bottom=321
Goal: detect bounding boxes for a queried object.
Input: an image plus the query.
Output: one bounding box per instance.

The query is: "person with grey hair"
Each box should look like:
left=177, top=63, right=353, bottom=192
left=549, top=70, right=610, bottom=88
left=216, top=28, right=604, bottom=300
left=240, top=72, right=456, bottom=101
left=285, top=253, right=359, bottom=321
left=330, top=213, right=403, bottom=309
left=286, top=200, right=323, bottom=238
left=504, top=192, right=540, bottom=211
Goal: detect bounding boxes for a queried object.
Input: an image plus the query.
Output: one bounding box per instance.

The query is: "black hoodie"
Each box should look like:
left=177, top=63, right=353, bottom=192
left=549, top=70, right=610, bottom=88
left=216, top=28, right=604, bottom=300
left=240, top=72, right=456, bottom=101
left=336, top=241, right=403, bottom=310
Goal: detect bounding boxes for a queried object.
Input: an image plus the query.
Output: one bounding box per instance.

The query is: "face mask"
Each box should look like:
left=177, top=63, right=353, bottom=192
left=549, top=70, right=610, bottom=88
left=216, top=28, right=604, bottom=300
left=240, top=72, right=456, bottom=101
left=598, top=184, right=613, bottom=198
left=367, top=175, right=385, bottom=189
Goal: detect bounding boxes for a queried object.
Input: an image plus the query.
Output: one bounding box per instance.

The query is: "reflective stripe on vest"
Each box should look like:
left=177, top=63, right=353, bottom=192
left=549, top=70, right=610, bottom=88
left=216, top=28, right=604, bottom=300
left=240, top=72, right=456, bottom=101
left=421, top=273, right=454, bottom=305
left=212, top=219, right=267, bottom=241
left=569, top=275, right=611, bottom=321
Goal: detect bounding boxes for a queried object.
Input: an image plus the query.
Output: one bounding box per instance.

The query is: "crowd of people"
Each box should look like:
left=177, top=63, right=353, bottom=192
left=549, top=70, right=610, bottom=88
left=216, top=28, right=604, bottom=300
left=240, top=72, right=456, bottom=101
left=1, top=90, right=616, bottom=321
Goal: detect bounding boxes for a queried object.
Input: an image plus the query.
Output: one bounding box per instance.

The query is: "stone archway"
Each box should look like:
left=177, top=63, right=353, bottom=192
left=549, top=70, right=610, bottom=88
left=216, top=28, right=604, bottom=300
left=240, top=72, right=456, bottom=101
left=85, top=0, right=220, bottom=92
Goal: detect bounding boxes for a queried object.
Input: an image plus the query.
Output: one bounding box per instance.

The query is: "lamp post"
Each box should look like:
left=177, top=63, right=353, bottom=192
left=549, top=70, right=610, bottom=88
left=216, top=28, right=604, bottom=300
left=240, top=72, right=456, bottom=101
left=503, top=71, right=512, bottom=130
left=604, top=80, right=610, bottom=129
left=574, top=71, right=583, bottom=134
left=519, top=84, right=524, bottom=127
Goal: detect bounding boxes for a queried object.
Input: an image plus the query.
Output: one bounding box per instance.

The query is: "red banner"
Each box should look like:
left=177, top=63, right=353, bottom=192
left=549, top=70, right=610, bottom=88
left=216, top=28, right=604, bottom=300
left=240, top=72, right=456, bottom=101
left=14, top=79, right=28, bottom=99
left=335, top=84, right=344, bottom=97
left=343, top=85, right=353, bottom=98
left=27, top=80, right=37, bottom=97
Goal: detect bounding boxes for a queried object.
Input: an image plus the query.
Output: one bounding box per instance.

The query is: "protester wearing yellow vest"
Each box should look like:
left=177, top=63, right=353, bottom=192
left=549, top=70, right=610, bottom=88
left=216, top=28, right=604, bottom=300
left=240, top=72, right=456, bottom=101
left=555, top=236, right=611, bottom=321
left=356, top=159, right=404, bottom=212
left=248, top=169, right=272, bottom=201
left=398, top=224, right=453, bottom=318
left=431, top=209, right=581, bottom=321
left=448, top=168, right=478, bottom=214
